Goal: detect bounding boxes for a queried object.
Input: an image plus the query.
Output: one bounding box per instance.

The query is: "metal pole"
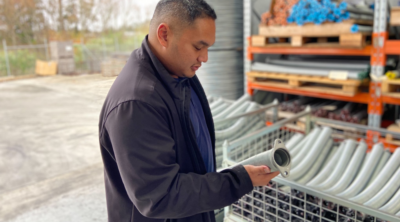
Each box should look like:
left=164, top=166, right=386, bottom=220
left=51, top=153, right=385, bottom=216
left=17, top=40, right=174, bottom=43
left=81, top=38, right=87, bottom=71
left=102, top=37, right=106, bottom=59
left=114, top=36, right=119, bottom=52
left=44, top=38, right=49, bottom=61
left=3, top=40, right=11, bottom=76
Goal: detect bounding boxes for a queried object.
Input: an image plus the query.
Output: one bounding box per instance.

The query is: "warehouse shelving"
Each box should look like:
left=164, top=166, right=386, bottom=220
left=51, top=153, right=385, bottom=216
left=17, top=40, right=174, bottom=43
left=246, top=0, right=400, bottom=130
left=382, top=95, right=400, bottom=106
left=385, top=40, right=400, bottom=55
left=248, top=81, right=370, bottom=104
left=247, top=44, right=373, bottom=58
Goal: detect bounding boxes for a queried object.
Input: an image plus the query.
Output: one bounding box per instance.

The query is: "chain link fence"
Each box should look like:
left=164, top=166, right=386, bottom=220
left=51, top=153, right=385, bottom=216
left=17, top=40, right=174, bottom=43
left=0, top=34, right=145, bottom=77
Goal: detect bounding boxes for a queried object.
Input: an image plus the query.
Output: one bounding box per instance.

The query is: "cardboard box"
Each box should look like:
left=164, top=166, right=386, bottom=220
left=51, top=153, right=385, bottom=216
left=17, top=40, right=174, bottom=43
left=35, top=60, right=57, bottom=76
left=391, top=7, right=400, bottom=26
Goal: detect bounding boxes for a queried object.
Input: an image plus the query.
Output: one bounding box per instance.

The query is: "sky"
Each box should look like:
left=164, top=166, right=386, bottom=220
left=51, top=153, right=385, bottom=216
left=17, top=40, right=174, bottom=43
left=39, top=0, right=161, bottom=32
left=135, top=0, right=159, bottom=22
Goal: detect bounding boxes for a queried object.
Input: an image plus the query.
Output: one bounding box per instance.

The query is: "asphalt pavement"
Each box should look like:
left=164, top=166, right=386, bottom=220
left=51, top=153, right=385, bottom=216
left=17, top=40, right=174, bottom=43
left=0, top=74, right=116, bottom=222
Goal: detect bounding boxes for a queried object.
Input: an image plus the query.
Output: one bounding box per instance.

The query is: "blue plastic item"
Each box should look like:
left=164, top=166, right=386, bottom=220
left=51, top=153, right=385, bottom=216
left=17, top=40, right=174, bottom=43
left=351, top=24, right=359, bottom=33
left=338, top=2, right=347, bottom=10
left=333, top=8, right=342, bottom=16
left=343, top=11, right=350, bottom=20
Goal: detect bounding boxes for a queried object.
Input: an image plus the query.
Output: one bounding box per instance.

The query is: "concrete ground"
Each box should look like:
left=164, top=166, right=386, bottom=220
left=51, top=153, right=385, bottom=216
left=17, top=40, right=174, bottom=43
left=0, top=74, right=116, bottom=222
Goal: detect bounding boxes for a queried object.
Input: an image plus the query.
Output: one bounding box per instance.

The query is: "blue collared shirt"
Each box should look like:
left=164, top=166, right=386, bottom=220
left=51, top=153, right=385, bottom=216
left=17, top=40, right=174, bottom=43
left=176, top=78, right=214, bottom=172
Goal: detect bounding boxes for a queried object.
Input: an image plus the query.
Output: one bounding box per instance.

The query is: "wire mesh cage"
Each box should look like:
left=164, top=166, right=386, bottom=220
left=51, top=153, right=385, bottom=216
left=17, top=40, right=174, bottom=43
left=222, top=110, right=400, bottom=222
left=214, top=99, right=279, bottom=169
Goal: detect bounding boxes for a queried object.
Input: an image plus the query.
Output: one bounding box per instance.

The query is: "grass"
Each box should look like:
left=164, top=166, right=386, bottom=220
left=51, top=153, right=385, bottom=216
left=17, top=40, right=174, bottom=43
left=0, top=50, right=44, bottom=77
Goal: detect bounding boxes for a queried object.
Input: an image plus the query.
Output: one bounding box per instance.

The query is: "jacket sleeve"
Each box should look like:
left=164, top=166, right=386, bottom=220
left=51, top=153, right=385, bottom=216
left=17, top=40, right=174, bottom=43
left=104, top=100, right=253, bottom=219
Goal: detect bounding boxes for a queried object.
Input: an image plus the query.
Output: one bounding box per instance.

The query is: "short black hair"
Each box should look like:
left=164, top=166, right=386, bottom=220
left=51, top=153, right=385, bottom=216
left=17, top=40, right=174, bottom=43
left=150, top=0, right=217, bottom=31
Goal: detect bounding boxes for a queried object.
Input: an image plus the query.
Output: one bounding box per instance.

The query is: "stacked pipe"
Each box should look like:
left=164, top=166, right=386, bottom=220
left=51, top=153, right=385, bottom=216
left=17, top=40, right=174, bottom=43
left=252, top=59, right=370, bottom=80
left=198, top=0, right=244, bottom=100
left=261, top=0, right=300, bottom=26
left=208, top=94, right=268, bottom=168
left=287, top=0, right=374, bottom=26
left=280, top=99, right=368, bottom=124
left=281, top=129, right=400, bottom=218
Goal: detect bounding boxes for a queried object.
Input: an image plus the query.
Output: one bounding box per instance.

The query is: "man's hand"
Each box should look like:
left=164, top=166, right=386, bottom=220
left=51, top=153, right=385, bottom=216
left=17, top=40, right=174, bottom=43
left=243, top=165, right=280, bottom=187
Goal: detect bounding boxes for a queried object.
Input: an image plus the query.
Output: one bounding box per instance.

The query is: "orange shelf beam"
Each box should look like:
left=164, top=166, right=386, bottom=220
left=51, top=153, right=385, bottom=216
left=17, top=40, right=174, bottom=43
left=382, top=95, right=400, bottom=106
left=248, top=45, right=373, bottom=56
left=248, top=82, right=370, bottom=104
left=384, top=40, right=400, bottom=55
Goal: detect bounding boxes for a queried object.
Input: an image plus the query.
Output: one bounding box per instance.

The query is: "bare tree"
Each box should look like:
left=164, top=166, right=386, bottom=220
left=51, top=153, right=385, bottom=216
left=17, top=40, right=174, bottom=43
left=57, top=0, right=64, bottom=31
left=0, top=0, right=45, bottom=45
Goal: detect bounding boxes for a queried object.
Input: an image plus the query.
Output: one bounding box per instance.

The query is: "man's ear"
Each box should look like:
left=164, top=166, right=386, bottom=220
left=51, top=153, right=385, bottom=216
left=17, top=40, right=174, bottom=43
left=157, top=23, right=170, bottom=48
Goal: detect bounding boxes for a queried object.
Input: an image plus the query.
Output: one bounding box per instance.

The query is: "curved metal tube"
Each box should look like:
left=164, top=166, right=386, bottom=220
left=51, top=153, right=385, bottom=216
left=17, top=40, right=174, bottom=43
left=307, top=142, right=345, bottom=187
left=215, top=123, right=265, bottom=158
left=290, top=132, right=312, bottom=156
left=321, top=146, right=339, bottom=168
left=213, top=94, right=250, bottom=120
left=364, top=168, right=400, bottom=208
left=289, top=127, right=332, bottom=181
left=325, top=140, right=367, bottom=194
left=337, top=143, right=384, bottom=198
left=252, top=62, right=361, bottom=80
left=285, top=133, right=304, bottom=151
left=232, top=139, right=291, bottom=177
left=209, top=98, right=224, bottom=110
left=215, top=119, right=261, bottom=156
left=214, top=102, right=252, bottom=130
left=314, top=139, right=357, bottom=190
left=215, top=116, right=263, bottom=147
left=217, top=122, right=277, bottom=159
left=368, top=150, right=391, bottom=185
left=215, top=103, right=259, bottom=139
left=292, top=127, right=321, bottom=167
left=226, top=101, right=252, bottom=118
left=356, top=152, right=370, bottom=178
left=211, top=102, right=230, bottom=116
left=219, top=120, right=265, bottom=146
left=296, top=139, right=333, bottom=184
left=349, top=148, right=400, bottom=203
left=379, top=187, right=400, bottom=214
left=215, top=119, right=264, bottom=168
left=265, top=58, right=368, bottom=70
left=207, top=96, right=214, bottom=103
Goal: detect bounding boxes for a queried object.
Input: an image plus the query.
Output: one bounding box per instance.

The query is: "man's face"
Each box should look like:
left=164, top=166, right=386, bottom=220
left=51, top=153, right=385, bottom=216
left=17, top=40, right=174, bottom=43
left=166, top=18, right=216, bottom=78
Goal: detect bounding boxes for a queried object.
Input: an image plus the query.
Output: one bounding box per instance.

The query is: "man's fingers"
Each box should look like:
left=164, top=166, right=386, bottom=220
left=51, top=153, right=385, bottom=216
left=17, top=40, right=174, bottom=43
left=256, top=166, right=271, bottom=174
left=267, top=171, right=280, bottom=179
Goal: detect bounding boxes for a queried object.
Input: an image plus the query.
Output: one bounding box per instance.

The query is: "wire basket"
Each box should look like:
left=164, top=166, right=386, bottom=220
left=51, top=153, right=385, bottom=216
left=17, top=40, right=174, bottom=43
left=215, top=99, right=280, bottom=169
left=222, top=110, right=400, bottom=222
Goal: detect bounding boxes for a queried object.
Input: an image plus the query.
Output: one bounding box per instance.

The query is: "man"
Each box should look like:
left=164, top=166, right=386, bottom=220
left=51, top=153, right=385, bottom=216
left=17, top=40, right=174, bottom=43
left=98, top=0, right=279, bottom=221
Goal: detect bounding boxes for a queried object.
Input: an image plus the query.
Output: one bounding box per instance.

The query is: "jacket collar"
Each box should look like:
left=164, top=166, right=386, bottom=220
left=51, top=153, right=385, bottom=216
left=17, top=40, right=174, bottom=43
left=140, top=35, right=188, bottom=99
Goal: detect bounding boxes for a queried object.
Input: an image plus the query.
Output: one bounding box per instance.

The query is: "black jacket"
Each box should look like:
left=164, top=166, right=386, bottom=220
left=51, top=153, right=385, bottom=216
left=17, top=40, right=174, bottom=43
left=98, top=36, right=253, bottom=222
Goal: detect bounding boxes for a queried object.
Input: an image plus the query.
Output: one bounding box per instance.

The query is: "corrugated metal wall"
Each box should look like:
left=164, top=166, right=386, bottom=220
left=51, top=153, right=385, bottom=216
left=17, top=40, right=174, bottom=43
left=197, top=0, right=244, bottom=100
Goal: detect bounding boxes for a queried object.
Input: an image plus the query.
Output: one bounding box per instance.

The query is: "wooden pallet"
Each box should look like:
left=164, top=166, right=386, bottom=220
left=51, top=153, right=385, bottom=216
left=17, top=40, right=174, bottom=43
left=252, top=33, right=369, bottom=48
left=385, top=124, right=400, bottom=146
left=253, top=19, right=372, bottom=48
left=247, top=71, right=367, bottom=96
left=382, top=79, right=400, bottom=98
left=390, top=7, right=400, bottom=26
